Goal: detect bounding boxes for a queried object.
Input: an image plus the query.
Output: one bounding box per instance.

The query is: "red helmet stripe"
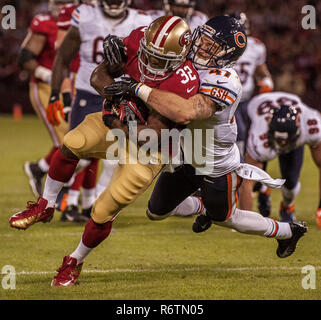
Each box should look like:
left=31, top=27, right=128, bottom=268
left=152, top=16, right=182, bottom=47
left=152, top=16, right=174, bottom=44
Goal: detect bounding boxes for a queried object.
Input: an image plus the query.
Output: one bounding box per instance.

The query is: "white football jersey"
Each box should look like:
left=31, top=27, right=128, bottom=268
left=233, top=36, right=267, bottom=102
left=146, top=9, right=208, bottom=32
left=71, top=4, right=153, bottom=95
left=247, top=91, right=321, bottom=162
left=185, top=68, right=242, bottom=177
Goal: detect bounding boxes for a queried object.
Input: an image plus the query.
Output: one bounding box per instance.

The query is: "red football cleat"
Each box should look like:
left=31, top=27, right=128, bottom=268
left=51, top=256, right=83, bottom=287
left=9, top=197, right=55, bottom=230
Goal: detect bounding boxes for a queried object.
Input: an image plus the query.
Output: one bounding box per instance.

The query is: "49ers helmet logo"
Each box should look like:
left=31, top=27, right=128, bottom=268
left=179, top=30, right=192, bottom=46
left=234, top=32, right=247, bottom=48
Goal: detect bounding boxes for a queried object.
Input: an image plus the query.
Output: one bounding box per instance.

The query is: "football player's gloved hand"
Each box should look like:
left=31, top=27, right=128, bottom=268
left=62, top=92, right=72, bottom=123
left=46, top=90, right=65, bottom=126
left=103, top=77, right=139, bottom=97
left=103, top=35, right=127, bottom=66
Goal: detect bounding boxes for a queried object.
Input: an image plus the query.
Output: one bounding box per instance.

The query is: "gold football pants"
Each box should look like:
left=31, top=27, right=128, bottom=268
left=63, top=112, right=164, bottom=224
left=29, top=81, right=69, bottom=146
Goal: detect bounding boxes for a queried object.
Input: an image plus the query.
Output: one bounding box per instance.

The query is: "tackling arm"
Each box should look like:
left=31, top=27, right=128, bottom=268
left=145, top=89, right=218, bottom=125
left=238, top=151, right=264, bottom=211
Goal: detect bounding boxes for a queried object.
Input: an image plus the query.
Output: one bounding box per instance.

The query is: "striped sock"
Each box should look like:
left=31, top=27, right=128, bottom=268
left=264, top=218, right=292, bottom=239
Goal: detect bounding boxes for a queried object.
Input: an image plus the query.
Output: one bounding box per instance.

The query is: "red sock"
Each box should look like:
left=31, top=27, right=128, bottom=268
left=44, top=147, right=59, bottom=166
left=82, top=218, right=112, bottom=248
left=70, top=169, right=85, bottom=191
left=82, top=159, right=99, bottom=189
left=48, top=148, right=79, bottom=182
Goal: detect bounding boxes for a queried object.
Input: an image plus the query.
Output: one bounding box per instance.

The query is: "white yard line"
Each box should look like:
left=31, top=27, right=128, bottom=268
left=15, top=266, right=321, bottom=276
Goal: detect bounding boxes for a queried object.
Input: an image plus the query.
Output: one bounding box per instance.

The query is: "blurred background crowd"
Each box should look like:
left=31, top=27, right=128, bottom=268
left=0, top=0, right=320, bottom=112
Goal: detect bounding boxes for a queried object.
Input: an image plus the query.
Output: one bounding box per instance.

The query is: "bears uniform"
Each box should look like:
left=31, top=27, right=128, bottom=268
left=28, top=14, right=69, bottom=147
left=246, top=91, right=321, bottom=221
left=63, top=25, right=199, bottom=223
left=187, top=68, right=242, bottom=177
left=234, top=37, right=267, bottom=103
left=246, top=91, right=321, bottom=163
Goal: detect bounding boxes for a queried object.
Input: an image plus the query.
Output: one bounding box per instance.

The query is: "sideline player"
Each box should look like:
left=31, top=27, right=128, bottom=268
left=18, top=0, right=76, bottom=198
left=108, top=16, right=308, bottom=260
left=237, top=91, right=321, bottom=226
left=10, top=16, right=200, bottom=286
left=148, top=0, right=208, bottom=32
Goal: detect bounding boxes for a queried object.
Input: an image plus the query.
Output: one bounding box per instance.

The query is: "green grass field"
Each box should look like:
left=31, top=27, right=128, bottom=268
left=0, top=115, right=321, bottom=300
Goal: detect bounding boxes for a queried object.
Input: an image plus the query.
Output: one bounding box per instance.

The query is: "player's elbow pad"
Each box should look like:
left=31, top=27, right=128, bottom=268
left=18, top=48, right=36, bottom=69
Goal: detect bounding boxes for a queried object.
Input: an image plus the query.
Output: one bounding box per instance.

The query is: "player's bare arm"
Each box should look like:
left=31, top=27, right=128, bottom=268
left=90, top=60, right=120, bottom=98
left=18, top=31, right=47, bottom=76
left=147, top=89, right=218, bottom=125
left=238, top=152, right=264, bottom=211
left=51, top=26, right=81, bottom=91
left=255, top=63, right=273, bottom=92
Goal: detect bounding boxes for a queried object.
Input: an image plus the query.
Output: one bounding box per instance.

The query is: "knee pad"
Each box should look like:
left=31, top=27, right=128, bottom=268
left=63, top=130, right=87, bottom=157
left=281, top=182, right=301, bottom=205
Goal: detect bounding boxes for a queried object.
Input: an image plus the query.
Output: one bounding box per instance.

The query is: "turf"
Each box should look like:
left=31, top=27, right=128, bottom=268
left=0, top=115, right=320, bottom=300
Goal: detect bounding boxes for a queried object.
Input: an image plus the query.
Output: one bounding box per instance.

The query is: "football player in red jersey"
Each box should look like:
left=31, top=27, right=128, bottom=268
left=18, top=0, right=78, bottom=199
left=11, top=16, right=199, bottom=286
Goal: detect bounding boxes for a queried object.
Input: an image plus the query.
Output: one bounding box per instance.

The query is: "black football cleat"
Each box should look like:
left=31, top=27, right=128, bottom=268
left=81, top=206, right=92, bottom=221
left=258, top=191, right=271, bottom=217
left=23, top=162, right=46, bottom=198
left=276, top=221, right=307, bottom=258
left=61, top=205, right=88, bottom=222
left=192, top=211, right=213, bottom=233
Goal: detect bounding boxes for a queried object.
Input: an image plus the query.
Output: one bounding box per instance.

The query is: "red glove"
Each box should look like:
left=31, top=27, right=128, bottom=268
left=46, top=90, right=65, bottom=126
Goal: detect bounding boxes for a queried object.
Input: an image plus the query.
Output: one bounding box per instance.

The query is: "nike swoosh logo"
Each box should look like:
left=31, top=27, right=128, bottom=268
left=217, top=80, right=228, bottom=84
left=187, top=86, right=195, bottom=93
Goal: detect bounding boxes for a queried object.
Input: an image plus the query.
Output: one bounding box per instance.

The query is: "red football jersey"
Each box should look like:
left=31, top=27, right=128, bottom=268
left=123, top=27, right=199, bottom=98
left=57, top=4, right=80, bottom=73
left=29, top=14, right=57, bottom=71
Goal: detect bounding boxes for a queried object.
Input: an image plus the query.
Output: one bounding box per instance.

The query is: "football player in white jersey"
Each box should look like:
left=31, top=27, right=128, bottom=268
left=147, top=0, right=208, bottom=32
left=109, top=16, right=307, bottom=258
left=231, top=12, right=274, bottom=217
left=44, top=0, right=153, bottom=218
left=238, top=91, right=321, bottom=228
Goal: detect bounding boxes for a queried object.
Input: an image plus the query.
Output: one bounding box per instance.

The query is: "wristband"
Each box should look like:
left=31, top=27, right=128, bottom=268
left=34, top=65, right=52, bottom=83
left=135, top=83, right=152, bottom=103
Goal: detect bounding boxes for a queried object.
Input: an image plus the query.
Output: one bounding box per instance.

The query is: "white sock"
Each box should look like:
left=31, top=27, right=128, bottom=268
left=67, top=190, right=80, bottom=207
left=171, top=196, right=202, bottom=217
left=82, top=188, right=96, bottom=210
left=215, top=208, right=292, bottom=239
left=70, top=239, right=92, bottom=264
left=43, top=175, right=64, bottom=208
left=95, top=160, right=118, bottom=198
left=38, top=158, right=49, bottom=173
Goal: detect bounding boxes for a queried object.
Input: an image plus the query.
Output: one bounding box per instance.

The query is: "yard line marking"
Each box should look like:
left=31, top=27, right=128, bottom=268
left=15, top=266, right=321, bottom=276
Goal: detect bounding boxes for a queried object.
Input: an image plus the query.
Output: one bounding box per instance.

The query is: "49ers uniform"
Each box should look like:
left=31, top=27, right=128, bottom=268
left=28, top=14, right=69, bottom=147
left=63, top=26, right=199, bottom=223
